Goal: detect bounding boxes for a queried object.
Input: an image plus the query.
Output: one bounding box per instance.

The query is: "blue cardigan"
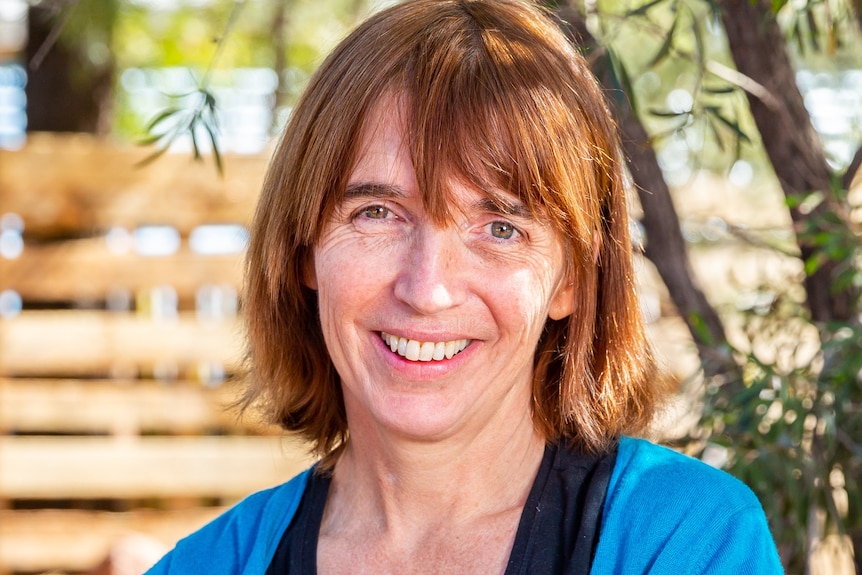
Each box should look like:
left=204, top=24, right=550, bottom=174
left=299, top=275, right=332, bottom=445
left=146, top=437, right=783, bottom=574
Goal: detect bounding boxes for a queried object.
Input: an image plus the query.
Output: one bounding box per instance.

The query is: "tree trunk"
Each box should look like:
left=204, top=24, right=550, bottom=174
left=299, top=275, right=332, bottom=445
left=852, top=0, right=862, bottom=37
left=720, top=0, right=852, bottom=322
left=552, top=5, right=738, bottom=381
left=25, top=5, right=113, bottom=134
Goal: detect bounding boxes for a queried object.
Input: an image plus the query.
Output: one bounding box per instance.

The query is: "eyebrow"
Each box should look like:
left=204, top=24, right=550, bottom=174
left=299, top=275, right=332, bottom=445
left=474, top=196, right=531, bottom=219
left=344, top=182, right=407, bottom=199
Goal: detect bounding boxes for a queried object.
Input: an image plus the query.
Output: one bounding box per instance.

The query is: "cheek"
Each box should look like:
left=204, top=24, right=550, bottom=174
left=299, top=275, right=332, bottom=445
left=491, top=267, right=558, bottom=330
left=314, top=240, right=393, bottom=319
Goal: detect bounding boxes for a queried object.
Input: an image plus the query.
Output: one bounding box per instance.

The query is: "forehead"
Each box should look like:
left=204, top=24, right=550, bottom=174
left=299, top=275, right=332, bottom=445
left=348, top=96, right=413, bottom=185
left=344, top=94, right=538, bottom=219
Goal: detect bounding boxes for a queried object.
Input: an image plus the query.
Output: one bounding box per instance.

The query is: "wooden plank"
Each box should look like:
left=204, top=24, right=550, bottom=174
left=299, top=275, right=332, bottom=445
left=0, top=435, right=314, bottom=499
left=0, top=379, right=277, bottom=435
left=0, top=310, right=243, bottom=377
left=0, top=238, right=243, bottom=304
left=0, top=507, right=224, bottom=572
left=0, top=133, right=267, bottom=240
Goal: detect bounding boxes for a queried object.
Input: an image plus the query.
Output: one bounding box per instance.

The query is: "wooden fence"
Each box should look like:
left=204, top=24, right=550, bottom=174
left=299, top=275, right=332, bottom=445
left=0, top=134, right=314, bottom=574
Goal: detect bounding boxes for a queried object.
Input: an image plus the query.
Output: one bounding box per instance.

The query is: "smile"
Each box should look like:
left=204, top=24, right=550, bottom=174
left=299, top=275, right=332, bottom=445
left=380, top=332, right=470, bottom=362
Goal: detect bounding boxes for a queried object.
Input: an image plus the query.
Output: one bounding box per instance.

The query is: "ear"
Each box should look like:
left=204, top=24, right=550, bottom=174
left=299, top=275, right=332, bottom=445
left=548, top=278, right=575, bottom=321
left=302, top=253, right=318, bottom=290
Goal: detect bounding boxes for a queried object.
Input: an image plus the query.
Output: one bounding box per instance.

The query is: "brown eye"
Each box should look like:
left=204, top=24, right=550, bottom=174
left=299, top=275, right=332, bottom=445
left=362, top=205, right=391, bottom=219
left=488, top=221, right=517, bottom=240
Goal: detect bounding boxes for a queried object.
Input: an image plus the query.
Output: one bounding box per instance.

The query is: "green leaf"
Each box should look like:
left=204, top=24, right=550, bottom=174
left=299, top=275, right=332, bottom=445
left=771, top=0, right=789, bottom=14
left=691, top=7, right=705, bottom=70
left=205, top=123, right=223, bottom=177
left=203, top=89, right=217, bottom=110
left=804, top=254, right=823, bottom=276
left=703, top=85, right=736, bottom=95
left=707, top=115, right=725, bottom=151
left=136, top=132, right=167, bottom=146
left=706, top=107, right=752, bottom=143
left=687, top=311, right=715, bottom=346
left=649, top=12, right=679, bottom=68
left=135, top=143, right=171, bottom=169
left=647, top=108, right=688, bottom=118
left=144, top=107, right=181, bottom=132
left=190, top=126, right=201, bottom=160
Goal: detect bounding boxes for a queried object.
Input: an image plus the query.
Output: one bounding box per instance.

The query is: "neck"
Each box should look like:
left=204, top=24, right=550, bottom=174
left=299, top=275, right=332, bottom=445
left=324, top=408, right=545, bottom=535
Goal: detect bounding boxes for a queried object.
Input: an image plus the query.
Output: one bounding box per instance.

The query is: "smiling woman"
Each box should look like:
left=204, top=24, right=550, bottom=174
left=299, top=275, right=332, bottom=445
left=145, top=1, right=783, bottom=574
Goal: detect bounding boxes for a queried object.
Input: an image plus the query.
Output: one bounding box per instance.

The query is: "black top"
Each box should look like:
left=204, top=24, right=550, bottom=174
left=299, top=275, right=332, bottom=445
left=266, top=440, right=617, bottom=575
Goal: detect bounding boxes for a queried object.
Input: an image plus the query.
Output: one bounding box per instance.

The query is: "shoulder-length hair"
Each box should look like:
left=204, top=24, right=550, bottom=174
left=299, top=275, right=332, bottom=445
left=242, top=0, right=659, bottom=461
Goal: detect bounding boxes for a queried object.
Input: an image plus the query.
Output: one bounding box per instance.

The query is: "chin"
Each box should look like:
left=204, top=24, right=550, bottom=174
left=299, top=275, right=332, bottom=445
left=361, top=393, right=467, bottom=441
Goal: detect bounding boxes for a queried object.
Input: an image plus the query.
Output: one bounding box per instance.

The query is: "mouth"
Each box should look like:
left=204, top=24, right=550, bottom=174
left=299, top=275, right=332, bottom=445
left=380, top=332, right=470, bottom=362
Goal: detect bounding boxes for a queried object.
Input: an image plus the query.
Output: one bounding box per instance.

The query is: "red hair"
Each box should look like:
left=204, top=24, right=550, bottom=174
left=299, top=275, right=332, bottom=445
left=242, top=0, right=659, bottom=461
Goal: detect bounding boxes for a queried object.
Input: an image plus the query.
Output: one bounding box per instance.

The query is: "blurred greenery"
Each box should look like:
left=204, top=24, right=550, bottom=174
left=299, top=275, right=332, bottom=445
left=77, top=0, right=378, bottom=142
left=589, top=1, right=861, bottom=572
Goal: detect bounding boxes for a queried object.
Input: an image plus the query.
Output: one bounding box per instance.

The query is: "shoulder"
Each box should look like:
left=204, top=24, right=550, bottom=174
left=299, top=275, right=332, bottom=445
left=145, top=469, right=312, bottom=575
left=610, top=436, right=755, bottom=507
left=592, top=437, right=783, bottom=574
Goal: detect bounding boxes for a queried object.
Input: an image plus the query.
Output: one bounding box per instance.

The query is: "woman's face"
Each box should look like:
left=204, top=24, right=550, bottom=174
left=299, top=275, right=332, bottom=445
left=307, top=100, right=574, bottom=444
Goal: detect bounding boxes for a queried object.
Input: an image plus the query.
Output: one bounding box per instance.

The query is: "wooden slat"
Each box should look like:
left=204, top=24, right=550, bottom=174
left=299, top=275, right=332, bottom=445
left=0, top=378, right=276, bottom=435
left=0, top=310, right=243, bottom=376
left=0, top=507, right=224, bottom=571
left=0, top=435, right=314, bottom=499
left=0, top=132, right=267, bottom=240
left=0, top=238, right=243, bottom=304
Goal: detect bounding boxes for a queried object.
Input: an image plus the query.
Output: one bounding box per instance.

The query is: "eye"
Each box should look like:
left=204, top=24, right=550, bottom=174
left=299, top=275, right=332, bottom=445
left=487, top=220, right=518, bottom=240
left=360, top=205, right=391, bottom=219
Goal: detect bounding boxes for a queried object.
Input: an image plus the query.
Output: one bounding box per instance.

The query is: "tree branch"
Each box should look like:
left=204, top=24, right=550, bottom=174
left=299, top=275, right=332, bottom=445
left=720, top=0, right=853, bottom=322
left=551, top=4, right=739, bottom=381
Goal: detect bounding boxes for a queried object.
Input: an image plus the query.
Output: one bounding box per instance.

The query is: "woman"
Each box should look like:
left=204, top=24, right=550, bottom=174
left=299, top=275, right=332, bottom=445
left=147, top=0, right=782, bottom=573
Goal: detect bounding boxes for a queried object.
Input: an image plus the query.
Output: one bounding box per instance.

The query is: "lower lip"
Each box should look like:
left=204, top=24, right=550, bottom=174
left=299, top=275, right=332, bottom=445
left=374, top=334, right=477, bottom=379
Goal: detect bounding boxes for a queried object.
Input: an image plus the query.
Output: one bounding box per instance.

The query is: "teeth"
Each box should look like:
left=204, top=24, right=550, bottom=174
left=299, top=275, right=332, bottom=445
left=381, top=332, right=470, bottom=362
left=405, top=340, right=421, bottom=361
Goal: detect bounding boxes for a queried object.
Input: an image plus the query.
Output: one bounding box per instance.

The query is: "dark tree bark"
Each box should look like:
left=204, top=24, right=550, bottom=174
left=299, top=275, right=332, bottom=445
left=551, top=6, right=739, bottom=381
left=720, top=0, right=852, bottom=322
left=845, top=144, right=862, bottom=191
left=852, top=0, right=862, bottom=37
left=25, top=4, right=113, bottom=134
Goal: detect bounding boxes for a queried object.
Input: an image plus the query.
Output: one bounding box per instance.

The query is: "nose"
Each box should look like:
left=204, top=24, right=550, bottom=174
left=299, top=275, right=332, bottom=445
left=393, top=225, right=465, bottom=315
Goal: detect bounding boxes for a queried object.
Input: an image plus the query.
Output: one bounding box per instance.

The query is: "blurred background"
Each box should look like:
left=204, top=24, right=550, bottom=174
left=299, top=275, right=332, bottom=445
left=0, top=0, right=860, bottom=573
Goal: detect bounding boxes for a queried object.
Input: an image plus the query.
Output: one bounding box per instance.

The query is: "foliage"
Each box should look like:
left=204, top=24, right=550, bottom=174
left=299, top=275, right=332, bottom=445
left=118, top=0, right=369, bottom=168
left=593, top=0, right=862, bottom=570
left=136, top=84, right=223, bottom=173
left=702, top=282, right=861, bottom=571
left=592, top=0, right=771, bottom=189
